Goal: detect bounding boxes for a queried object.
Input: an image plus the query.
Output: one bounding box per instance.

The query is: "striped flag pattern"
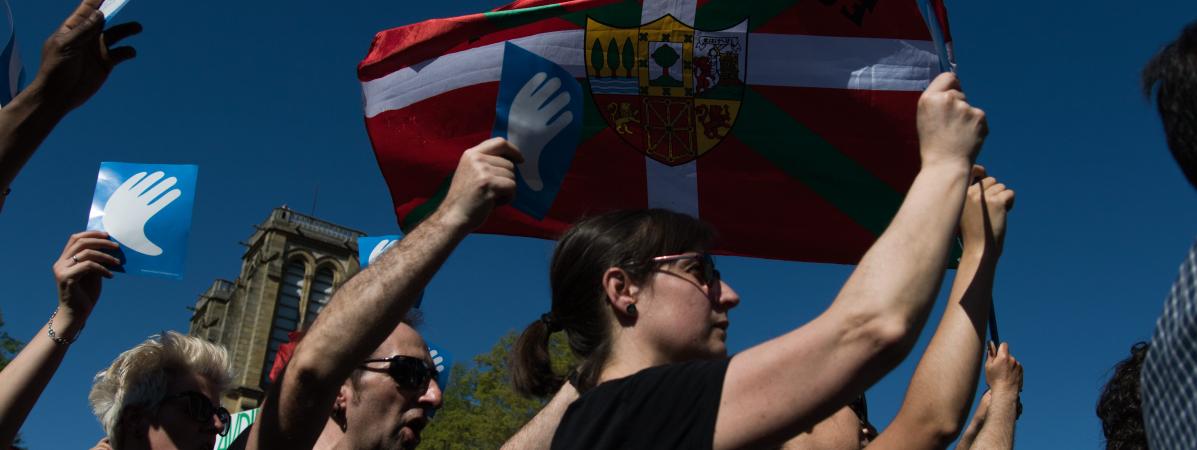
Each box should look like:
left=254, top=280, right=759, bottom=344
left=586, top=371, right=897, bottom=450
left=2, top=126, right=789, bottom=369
left=359, top=0, right=952, bottom=264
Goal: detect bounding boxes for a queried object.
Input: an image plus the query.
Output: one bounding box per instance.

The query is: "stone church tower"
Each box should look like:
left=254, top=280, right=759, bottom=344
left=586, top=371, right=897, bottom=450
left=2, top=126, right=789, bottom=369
left=188, top=207, right=364, bottom=412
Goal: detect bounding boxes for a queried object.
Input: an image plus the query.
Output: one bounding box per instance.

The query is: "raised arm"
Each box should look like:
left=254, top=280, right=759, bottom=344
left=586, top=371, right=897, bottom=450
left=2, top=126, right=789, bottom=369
left=248, top=138, right=521, bottom=449
left=970, top=343, right=1021, bottom=450
left=954, top=390, right=990, bottom=450
left=501, top=381, right=579, bottom=450
left=716, top=72, right=988, bottom=449
left=0, top=231, right=117, bottom=447
left=869, top=170, right=1014, bottom=450
left=0, top=0, right=140, bottom=198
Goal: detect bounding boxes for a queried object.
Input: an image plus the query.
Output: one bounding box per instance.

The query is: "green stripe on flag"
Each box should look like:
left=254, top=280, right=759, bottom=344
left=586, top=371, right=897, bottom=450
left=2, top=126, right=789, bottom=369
left=732, top=87, right=903, bottom=236
left=696, top=0, right=797, bottom=31
left=579, top=80, right=609, bottom=142
left=401, top=176, right=454, bottom=233
left=483, top=4, right=569, bottom=30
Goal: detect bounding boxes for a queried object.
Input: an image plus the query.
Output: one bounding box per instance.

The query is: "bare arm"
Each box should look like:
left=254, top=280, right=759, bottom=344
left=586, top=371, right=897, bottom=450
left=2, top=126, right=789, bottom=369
left=0, top=0, right=139, bottom=196
left=869, top=171, right=1015, bottom=450
left=501, top=381, right=579, bottom=450
left=715, top=72, right=989, bottom=450
left=248, top=138, right=522, bottom=449
left=0, top=231, right=117, bottom=447
left=953, top=391, right=989, bottom=450
left=970, top=344, right=1021, bottom=450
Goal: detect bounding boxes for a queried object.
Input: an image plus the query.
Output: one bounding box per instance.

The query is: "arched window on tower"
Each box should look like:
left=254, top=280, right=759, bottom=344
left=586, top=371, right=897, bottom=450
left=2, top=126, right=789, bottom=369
left=263, top=260, right=305, bottom=385
left=305, top=267, right=336, bottom=327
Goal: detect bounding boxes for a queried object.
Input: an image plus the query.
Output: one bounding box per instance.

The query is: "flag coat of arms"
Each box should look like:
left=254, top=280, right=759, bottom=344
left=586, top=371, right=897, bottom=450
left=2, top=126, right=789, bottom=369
left=360, top=0, right=953, bottom=264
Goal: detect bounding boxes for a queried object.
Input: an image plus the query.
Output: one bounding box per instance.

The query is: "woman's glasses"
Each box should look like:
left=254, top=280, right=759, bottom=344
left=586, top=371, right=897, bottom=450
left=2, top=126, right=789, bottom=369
left=164, top=390, right=231, bottom=436
left=650, top=253, right=721, bottom=292
left=360, top=355, right=439, bottom=392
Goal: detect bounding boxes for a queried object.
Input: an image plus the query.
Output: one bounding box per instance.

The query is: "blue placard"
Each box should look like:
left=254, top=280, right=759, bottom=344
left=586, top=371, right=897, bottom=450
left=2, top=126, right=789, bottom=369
left=492, top=42, right=584, bottom=220
left=358, top=234, right=401, bottom=268
left=427, top=344, right=452, bottom=418
left=86, top=162, right=197, bottom=279
left=358, top=234, right=424, bottom=308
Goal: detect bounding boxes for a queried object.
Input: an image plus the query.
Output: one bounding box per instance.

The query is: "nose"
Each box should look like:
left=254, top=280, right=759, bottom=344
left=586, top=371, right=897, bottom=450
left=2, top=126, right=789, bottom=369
left=716, top=280, right=740, bottom=309
left=422, top=378, right=444, bottom=410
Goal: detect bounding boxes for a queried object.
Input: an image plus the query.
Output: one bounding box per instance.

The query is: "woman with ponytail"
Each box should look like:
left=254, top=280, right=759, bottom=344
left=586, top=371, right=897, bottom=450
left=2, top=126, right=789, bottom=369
left=507, top=72, right=990, bottom=450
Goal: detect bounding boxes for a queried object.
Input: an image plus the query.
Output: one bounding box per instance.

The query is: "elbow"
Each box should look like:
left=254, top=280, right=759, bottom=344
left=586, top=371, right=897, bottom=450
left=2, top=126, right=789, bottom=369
left=855, top=315, right=919, bottom=366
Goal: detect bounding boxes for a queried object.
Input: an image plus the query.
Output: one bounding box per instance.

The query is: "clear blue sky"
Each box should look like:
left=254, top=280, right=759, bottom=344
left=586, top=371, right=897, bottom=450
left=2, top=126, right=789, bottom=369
left=1, top=1, right=1195, bottom=448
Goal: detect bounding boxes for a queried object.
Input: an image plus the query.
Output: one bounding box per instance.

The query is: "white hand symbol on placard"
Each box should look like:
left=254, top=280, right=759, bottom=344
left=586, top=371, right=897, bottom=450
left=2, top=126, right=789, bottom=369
left=430, top=348, right=446, bottom=374
left=368, top=239, right=396, bottom=265
left=101, top=171, right=181, bottom=256
left=507, top=72, right=574, bottom=192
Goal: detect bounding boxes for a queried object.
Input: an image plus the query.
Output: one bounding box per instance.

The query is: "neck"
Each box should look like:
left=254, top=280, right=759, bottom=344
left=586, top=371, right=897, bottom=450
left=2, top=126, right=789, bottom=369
left=315, top=417, right=346, bottom=450
left=599, top=331, right=668, bottom=383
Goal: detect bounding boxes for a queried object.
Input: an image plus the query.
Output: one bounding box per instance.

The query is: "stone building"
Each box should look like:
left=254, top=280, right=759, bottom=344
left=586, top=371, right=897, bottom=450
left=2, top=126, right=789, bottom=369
left=188, top=207, right=365, bottom=412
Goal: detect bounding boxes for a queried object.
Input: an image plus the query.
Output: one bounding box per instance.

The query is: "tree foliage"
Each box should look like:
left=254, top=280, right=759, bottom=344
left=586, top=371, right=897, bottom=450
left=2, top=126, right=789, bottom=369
left=0, top=307, right=24, bottom=372
left=420, top=331, right=575, bottom=450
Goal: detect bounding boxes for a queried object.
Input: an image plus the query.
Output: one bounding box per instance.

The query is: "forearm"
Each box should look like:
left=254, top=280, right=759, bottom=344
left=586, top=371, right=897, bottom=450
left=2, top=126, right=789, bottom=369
left=883, top=252, right=995, bottom=447
left=501, top=383, right=579, bottom=450
left=0, top=309, right=84, bottom=447
left=0, top=80, right=69, bottom=191
left=971, top=392, right=1016, bottom=450
left=269, top=209, right=471, bottom=446
left=954, top=414, right=982, bottom=450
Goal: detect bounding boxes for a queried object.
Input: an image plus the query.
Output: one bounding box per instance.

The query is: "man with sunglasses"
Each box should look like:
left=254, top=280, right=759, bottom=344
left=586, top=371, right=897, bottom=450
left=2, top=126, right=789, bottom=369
left=246, top=138, right=522, bottom=450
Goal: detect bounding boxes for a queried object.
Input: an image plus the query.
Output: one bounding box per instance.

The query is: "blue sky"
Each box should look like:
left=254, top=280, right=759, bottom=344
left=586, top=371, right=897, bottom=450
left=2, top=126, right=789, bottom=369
left=1, top=1, right=1195, bottom=448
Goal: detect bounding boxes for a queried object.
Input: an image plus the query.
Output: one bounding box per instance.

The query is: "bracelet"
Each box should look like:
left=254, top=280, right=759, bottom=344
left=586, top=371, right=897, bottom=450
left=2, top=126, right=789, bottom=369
left=46, top=307, right=82, bottom=345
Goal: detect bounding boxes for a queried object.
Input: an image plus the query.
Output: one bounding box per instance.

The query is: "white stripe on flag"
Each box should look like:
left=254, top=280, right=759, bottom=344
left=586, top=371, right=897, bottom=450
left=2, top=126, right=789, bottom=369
left=641, top=0, right=698, bottom=216
left=640, top=0, right=695, bottom=26
left=749, top=34, right=939, bottom=91
left=362, top=33, right=939, bottom=118
left=362, top=30, right=584, bottom=118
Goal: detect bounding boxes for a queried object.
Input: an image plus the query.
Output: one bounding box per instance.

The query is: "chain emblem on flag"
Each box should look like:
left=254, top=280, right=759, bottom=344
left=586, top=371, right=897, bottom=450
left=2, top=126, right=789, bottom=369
left=586, top=15, right=748, bottom=166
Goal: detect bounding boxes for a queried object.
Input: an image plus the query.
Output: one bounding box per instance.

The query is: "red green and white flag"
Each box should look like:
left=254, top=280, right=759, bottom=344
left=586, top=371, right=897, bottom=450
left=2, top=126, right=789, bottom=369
left=360, top=0, right=953, bottom=264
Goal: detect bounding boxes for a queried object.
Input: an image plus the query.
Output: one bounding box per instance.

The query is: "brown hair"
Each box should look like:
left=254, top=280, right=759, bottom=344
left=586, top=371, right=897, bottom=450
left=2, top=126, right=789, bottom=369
left=511, top=209, right=715, bottom=397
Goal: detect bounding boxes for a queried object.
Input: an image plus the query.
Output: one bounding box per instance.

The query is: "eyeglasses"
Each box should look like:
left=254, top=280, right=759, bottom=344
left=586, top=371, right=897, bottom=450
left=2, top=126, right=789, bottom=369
left=163, top=391, right=231, bottom=436
left=360, top=355, right=439, bottom=392
left=649, top=253, right=721, bottom=291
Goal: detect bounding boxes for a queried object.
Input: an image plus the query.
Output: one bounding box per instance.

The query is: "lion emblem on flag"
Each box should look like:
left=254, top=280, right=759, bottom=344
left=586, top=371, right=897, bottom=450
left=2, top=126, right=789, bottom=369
left=585, top=15, right=749, bottom=166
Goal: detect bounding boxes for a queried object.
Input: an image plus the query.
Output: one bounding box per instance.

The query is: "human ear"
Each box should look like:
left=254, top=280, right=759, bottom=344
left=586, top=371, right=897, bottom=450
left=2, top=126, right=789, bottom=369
left=602, top=267, right=639, bottom=319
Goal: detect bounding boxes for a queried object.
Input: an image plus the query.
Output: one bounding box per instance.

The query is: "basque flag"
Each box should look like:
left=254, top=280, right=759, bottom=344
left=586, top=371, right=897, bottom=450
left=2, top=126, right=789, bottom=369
left=360, top=0, right=953, bottom=264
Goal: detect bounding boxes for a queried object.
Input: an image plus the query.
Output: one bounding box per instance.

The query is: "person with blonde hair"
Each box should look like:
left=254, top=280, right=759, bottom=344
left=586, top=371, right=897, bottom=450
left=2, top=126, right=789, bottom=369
left=89, top=331, right=234, bottom=450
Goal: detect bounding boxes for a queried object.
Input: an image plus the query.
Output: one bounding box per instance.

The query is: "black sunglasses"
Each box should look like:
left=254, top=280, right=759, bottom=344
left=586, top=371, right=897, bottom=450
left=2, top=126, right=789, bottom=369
left=649, top=253, right=721, bottom=291
left=360, top=355, right=439, bottom=391
left=164, top=390, right=231, bottom=436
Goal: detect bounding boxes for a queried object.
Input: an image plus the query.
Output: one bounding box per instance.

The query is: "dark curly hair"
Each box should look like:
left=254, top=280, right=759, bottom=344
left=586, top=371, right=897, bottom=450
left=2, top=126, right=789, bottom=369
left=1143, top=20, right=1197, bottom=189
left=1096, top=342, right=1150, bottom=450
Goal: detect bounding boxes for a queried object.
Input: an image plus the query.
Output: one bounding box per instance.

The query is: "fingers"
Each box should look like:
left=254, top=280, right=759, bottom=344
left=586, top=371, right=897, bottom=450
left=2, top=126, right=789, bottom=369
left=997, top=342, right=1010, bottom=359
left=926, top=72, right=962, bottom=94
left=103, top=22, right=143, bottom=46
left=72, top=248, right=121, bottom=269
left=60, top=230, right=111, bottom=257
left=531, top=77, right=563, bottom=106
left=61, top=258, right=115, bottom=280
left=474, top=137, right=525, bottom=164
left=147, top=189, right=182, bottom=215
left=542, top=91, right=571, bottom=118
left=63, top=0, right=104, bottom=31
left=516, top=72, right=549, bottom=100
left=970, top=164, right=987, bottom=183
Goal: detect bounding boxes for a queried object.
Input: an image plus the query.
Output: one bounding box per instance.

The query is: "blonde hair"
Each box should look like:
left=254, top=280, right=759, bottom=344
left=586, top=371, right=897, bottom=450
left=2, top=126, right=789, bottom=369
left=88, top=331, right=233, bottom=448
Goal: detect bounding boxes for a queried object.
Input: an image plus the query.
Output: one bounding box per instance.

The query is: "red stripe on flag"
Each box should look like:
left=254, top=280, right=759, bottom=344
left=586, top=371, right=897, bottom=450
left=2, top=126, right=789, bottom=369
left=752, top=86, right=921, bottom=193
left=752, top=0, right=933, bottom=40
left=366, top=82, right=648, bottom=239
left=697, top=136, right=877, bottom=263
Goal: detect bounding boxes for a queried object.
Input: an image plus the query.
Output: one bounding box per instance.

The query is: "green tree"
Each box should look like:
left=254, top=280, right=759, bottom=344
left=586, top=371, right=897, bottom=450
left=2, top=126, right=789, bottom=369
left=420, top=331, right=575, bottom=449
left=621, top=38, right=636, bottom=77
left=606, top=39, right=620, bottom=78
left=590, top=40, right=605, bottom=77
left=0, top=308, right=24, bottom=372
left=651, top=44, right=682, bottom=86
left=0, top=308, right=27, bottom=450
